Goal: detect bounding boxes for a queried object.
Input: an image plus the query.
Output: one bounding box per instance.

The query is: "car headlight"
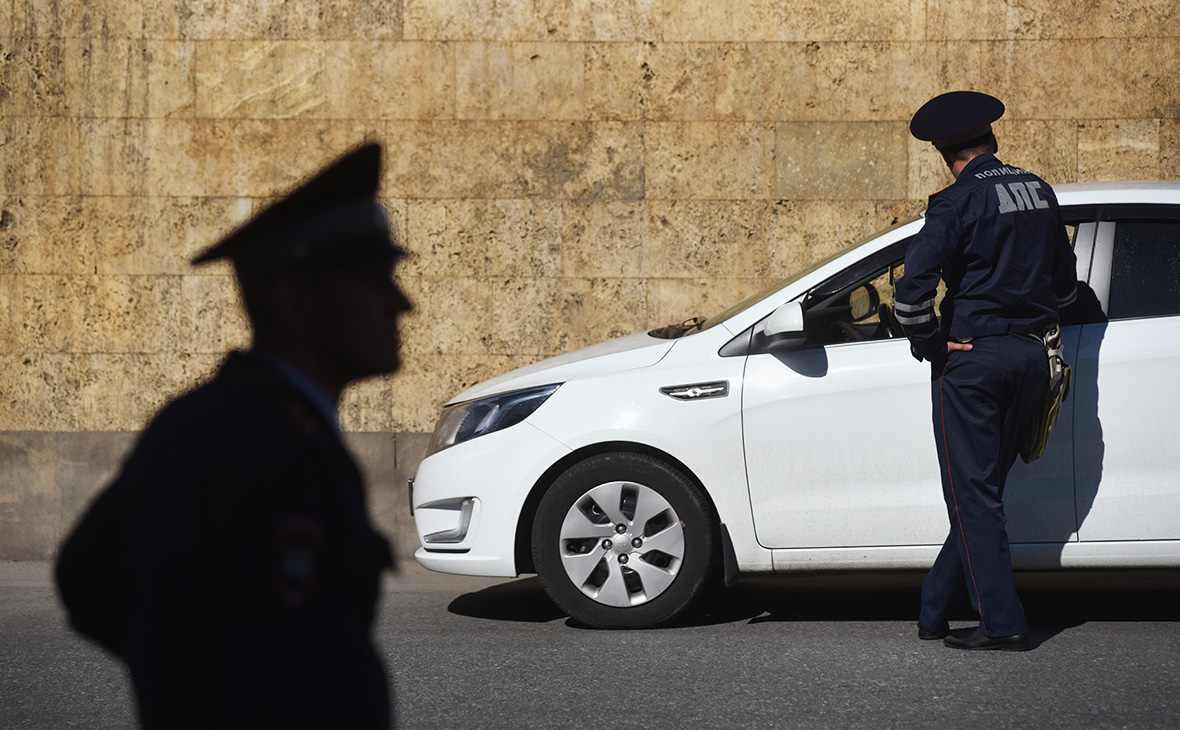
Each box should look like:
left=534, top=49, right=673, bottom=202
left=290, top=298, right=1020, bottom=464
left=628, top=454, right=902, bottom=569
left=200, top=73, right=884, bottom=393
left=425, top=384, right=561, bottom=457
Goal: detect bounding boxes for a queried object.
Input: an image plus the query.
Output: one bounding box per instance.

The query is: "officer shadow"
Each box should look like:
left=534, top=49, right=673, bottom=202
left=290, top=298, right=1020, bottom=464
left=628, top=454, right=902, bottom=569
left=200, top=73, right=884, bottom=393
left=999, top=283, right=1108, bottom=647
left=1007, top=283, right=1105, bottom=571
left=1068, top=287, right=1106, bottom=546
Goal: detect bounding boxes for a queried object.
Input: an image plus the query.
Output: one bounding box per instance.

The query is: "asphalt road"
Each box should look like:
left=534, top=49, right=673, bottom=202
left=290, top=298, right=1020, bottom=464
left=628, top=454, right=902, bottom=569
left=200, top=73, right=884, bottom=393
left=2, top=561, right=1178, bottom=729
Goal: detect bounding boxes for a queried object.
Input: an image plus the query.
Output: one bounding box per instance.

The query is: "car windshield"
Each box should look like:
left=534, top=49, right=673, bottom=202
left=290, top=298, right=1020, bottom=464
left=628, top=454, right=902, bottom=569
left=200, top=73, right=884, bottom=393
left=648, top=215, right=922, bottom=339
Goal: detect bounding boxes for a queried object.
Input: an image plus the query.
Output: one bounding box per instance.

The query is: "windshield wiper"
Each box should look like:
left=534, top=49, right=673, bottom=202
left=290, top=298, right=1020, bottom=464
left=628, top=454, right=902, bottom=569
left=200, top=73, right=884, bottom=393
left=648, top=316, right=705, bottom=339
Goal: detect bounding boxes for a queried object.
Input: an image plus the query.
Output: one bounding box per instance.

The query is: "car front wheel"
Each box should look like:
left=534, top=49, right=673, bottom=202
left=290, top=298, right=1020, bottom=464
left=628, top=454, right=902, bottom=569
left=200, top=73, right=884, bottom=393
left=532, top=452, right=716, bottom=628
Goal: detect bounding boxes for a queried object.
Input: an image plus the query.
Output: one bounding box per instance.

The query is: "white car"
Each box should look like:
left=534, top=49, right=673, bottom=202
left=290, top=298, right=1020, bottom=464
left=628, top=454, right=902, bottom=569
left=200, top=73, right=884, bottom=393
left=410, top=181, right=1180, bottom=628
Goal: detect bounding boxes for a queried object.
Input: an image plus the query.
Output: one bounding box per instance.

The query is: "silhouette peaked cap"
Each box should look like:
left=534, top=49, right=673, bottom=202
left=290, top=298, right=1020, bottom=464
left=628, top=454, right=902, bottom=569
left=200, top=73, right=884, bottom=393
left=191, top=142, right=401, bottom=278
left=910, top=91, right=1005, bottom=148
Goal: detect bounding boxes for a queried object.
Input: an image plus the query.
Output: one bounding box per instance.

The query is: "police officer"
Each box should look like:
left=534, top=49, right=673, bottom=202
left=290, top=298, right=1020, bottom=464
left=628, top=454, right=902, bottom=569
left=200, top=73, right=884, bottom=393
left=55, top=143, right=412, bottom=726
left=896, top=92, right=1078, bottom=651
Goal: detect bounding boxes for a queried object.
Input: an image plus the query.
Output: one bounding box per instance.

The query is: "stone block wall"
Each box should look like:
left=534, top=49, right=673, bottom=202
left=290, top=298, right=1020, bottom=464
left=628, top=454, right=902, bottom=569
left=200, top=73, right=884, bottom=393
left=1, top=0, right=1178, bottom=559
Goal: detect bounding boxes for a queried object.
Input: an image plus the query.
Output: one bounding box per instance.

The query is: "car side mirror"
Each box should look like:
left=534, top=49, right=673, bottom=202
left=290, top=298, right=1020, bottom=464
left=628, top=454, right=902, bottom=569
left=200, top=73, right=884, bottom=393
left=761, top=301, right=807, bottom=351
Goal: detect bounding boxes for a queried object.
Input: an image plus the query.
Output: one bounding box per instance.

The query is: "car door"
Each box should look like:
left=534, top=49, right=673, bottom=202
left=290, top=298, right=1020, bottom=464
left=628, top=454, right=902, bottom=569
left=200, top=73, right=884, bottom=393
left=742, top=217, right=1091, bottom=551
left=1074, top=205, right=1180, bottom=541
left=741, top=239, right=947, bottom=548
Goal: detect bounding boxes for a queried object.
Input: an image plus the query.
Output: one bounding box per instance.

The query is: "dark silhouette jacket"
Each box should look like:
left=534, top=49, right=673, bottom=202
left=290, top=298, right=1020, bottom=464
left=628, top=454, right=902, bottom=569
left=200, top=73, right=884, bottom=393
left=56, top=351, right=395, bottom=729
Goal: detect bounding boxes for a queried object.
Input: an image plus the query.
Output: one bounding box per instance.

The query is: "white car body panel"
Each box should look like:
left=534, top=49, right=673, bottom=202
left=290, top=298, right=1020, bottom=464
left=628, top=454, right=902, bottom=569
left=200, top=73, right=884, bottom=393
left=414, top=421, right=571, bottom=576
left=744, top=337, right=947, bottom=548
left=1075, top=300, right=1180, bottom=542
left=446, top=331, right=675, bottom=406
left=770, top=539, right=1180, bottom=573
left=526, top=329, right=773, bottom=573
left=412, top=181, right=1180, bottom=583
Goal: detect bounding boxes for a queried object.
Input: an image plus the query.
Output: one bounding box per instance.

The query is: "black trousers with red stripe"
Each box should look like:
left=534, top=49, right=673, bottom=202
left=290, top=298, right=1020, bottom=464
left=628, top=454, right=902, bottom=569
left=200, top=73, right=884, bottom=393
left=918, top=333, right=1048, bottom=638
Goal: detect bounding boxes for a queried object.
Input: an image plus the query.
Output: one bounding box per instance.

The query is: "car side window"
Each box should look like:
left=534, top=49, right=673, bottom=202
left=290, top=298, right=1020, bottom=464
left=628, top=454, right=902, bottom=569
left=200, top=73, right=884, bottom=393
left=802, top=268, right=895, bottom=345
left=1107, top=219, right=1180, bottom=320
left=803, top=247, right=911, bottom=346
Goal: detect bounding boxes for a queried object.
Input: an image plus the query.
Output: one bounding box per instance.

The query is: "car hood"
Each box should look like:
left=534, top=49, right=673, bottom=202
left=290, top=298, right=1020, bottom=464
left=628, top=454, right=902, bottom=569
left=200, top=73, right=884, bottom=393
left=445, top=331, right=676, bottom=405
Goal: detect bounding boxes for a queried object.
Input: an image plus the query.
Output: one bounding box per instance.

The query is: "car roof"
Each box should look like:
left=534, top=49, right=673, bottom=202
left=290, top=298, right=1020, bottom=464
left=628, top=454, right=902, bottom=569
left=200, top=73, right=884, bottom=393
left=1055, top=180, right=1180, bottom=206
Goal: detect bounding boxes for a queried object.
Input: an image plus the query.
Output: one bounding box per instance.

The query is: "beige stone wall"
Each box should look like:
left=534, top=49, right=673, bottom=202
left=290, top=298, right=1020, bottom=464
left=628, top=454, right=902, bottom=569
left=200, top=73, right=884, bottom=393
left=1, top=1, right=1178, bottom=557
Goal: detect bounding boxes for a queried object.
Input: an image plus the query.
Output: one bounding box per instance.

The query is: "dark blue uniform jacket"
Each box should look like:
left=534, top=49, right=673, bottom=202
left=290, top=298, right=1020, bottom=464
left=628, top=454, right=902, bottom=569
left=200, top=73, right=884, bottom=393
left=895, top=154, right=1078, bottom=362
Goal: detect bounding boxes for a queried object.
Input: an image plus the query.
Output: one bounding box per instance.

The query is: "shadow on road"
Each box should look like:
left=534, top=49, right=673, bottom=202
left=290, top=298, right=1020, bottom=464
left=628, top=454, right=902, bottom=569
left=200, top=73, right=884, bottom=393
left=448, top=570, right=1180, bottom=639
left=447, top=577, right=567, bottom=623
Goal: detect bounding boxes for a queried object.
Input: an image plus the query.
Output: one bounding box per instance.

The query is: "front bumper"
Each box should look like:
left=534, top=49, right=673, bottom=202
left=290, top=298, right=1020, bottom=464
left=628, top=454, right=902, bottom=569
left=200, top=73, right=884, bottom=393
left=411, top=420, right=571, bottom=578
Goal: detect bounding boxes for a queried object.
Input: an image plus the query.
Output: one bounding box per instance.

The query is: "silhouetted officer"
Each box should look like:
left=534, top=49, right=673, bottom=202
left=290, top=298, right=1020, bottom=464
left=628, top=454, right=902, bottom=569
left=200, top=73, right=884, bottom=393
left=896, top=92, right=1077, bottom=651
left=56, top=143, right=412, bottom=727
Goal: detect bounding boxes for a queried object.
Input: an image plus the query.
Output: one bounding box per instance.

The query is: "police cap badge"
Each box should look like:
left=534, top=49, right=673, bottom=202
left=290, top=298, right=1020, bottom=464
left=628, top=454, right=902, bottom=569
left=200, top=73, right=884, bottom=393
left=910, top=91, right=1005, bottom=149
left=191, top=142, right=402, bottom=278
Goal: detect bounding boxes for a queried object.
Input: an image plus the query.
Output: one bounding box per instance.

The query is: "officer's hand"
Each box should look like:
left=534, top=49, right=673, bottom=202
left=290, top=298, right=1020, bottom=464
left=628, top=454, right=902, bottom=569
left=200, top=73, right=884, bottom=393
left=946, top=341, right=973, bottom=353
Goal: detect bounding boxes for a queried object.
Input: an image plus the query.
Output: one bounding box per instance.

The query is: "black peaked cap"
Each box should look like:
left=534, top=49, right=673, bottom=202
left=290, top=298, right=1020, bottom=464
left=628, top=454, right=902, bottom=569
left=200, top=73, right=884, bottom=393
left=910, top=91, right=1005, bottom=148
left=191, top=142, right=400, bottom=276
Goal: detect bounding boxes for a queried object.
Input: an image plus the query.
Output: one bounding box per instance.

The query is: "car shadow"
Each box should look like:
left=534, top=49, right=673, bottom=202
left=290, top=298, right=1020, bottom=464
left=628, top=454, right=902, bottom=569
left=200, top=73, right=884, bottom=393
left=447, top=577, right=567, bottom=623
left=448, top=570, right=1180, bottom=643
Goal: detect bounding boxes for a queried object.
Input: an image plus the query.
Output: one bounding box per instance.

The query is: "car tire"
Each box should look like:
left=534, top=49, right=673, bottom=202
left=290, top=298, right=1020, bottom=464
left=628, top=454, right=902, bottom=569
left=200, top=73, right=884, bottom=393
left=531, top=452, right=717, bottom=629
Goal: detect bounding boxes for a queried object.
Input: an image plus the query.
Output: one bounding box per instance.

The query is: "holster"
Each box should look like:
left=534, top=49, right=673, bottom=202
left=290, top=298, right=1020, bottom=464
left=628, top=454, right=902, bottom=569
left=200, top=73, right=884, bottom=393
left=1018, top=324, right=1072, bottom=464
